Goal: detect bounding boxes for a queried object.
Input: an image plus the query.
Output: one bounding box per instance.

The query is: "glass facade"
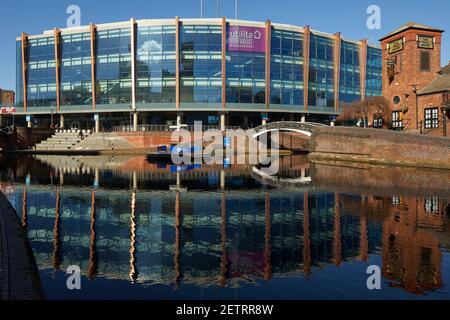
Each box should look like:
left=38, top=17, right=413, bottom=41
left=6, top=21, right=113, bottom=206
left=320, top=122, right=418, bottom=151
left=270, top=29, right=304, bottom=107
left=27, top=37, right=57, bottom=108
left=180, top=25, right=222, bottom=105
left=96, top=28, right=132, bottom=106
left=366, top=46, right=382, bottom=97
left=226, top=26, right=266, bottom=105
left=60, top=33, right=92, bottom=107
left=308, top=34, right=335, bottom=111
left=339, top=40, right=361, bottom=104
left=137, top=25, right=176, bottom=105
left=15, top=19, right=382, bottom=115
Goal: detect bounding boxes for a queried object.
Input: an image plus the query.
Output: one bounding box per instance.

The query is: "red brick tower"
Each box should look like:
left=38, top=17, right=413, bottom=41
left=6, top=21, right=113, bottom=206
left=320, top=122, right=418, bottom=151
left=380, top=23, right=444, bottom=130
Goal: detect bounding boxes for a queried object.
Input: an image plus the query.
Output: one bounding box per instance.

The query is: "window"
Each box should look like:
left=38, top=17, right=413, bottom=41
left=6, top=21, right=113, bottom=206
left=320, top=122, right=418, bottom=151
left=424, top=107, right=439, bottom=129
left=420, top=51, right=430, bottom=71
left=373, top=114, right=383, bottom=128
left=425, top=197, right=439, bottom=214
left=392, top=111, right=403, bottom=129
left=393, top=95, right=401, bottom=105
left=392, top=196, right=400, bottom=206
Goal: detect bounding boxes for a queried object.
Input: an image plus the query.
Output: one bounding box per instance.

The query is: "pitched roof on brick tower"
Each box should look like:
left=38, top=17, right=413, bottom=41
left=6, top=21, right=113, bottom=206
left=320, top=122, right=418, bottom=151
left=380, top=22, right=444, bottom=41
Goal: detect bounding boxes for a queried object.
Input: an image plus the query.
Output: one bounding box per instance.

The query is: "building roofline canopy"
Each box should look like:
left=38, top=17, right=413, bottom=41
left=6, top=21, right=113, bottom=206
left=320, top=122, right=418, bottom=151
left=16, top=17, right=379, bottom=48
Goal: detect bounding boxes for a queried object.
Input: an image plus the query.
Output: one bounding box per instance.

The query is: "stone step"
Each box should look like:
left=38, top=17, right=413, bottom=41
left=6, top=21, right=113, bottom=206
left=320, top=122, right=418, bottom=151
left=35, top=147, right=72, bottom=151
left=36, top=143, right=77, bottom=148
left=38, top=140, right=78, bottom=145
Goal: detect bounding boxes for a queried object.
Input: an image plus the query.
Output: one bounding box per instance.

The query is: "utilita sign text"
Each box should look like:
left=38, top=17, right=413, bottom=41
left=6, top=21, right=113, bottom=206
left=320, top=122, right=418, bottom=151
left=228, top=26, right=266, bottom=53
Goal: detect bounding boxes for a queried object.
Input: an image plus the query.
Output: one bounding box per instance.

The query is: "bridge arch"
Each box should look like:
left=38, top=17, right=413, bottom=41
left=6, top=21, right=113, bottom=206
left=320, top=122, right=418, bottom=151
left=251, top=121, right=327, bottom=139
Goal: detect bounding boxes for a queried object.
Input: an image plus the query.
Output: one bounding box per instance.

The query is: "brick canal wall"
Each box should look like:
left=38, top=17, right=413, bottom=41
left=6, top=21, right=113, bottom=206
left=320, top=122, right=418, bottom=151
left=116, top=131, right=173, bottom=149
left=0, top=128, right=53, bottom=151
left=117, top=131, right=309, bottom=151
left=0, top=191, right=44, bottom=300
left=309, top=127, right=450, bottom=170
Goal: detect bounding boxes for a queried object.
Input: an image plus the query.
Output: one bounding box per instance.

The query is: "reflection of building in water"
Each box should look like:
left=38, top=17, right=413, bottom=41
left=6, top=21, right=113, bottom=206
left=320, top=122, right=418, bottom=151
left=87, top=191, right=97, bottom=280
left=3, top=155, right=449, bottom=296
left=340, top=194, right=448, bottom=294
left=10, top=184, right=382, bottom=288
left=382, top=196, right=444, bottom=295
left=52, top=187, right=61, bottom=273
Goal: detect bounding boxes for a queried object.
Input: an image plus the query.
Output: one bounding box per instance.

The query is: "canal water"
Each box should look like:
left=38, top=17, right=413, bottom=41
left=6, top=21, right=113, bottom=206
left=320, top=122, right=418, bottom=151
left=0, top=154, right=449, bottom=300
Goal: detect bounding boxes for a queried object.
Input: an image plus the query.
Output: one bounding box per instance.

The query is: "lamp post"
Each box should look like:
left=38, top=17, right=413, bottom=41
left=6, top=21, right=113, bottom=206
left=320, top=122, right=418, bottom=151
left=50, top=105, right=55, bottom=129
left=411, top=85, right=419, bottom=130
left=442, top=91, right=449, bottom=137
left=129, top=104, right=133, bottom=131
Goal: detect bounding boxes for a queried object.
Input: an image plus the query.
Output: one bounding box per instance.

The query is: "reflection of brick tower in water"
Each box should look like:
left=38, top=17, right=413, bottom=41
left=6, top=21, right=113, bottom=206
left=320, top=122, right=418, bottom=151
left=381, top=196, right=444, bottom=294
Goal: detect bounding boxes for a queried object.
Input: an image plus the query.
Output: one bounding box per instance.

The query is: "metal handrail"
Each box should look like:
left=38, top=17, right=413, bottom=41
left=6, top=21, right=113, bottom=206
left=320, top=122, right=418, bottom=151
left=419, top=119, right=445, bottom=134
left=113, top=125, right=241, bottom=132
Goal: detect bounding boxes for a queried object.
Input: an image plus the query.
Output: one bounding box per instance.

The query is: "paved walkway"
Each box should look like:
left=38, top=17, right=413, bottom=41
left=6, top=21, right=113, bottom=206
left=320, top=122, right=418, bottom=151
left=0, top=192, right=44, bottom=300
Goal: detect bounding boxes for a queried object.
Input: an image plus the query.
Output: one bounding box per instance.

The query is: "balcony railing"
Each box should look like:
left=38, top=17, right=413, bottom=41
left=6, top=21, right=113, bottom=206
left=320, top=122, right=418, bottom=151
left=113, top=125, right=241, bottom=132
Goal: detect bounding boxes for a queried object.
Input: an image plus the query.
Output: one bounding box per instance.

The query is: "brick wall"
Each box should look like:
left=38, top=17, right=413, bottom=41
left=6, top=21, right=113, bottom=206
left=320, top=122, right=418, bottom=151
left=0, top=89, right=15, bottom=107
left=381, top=28, right=443, bottom=129
left=309, top=126, right=450, bottom=169
left=116, top=132, right=173, bottom=148
left=279, top=132, right=310, bottom=151
left=0, top=128, right=53, bottom=150
left=418, top=92, right=450, bottom=136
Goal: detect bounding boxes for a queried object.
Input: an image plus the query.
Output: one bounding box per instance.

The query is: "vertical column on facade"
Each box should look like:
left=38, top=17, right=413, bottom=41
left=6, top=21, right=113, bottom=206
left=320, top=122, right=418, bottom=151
left=130, top=19, right=138, bottom=131
left=221, top=17, right=227, bottom=131
left=175, top=16, right=181, bottom=110
left=359, top=39, right=368, bottom=101
left=54, top=29, right=62, bottom=113
left=265, top=20, right=271, bottom=112
left=333, top=32, right=342, bottom=112
left=221, top=17, right=227, bottom=111
left=302, top=26, right=311, bottom=113
left=21, top=33, right=29, bottom=113
left=90, top=24, right=97, bottom=113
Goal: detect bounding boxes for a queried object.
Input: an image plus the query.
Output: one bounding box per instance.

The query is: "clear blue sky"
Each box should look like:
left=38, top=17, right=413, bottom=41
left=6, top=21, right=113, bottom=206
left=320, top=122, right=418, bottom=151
left=0, top=0, right=448, bottom=90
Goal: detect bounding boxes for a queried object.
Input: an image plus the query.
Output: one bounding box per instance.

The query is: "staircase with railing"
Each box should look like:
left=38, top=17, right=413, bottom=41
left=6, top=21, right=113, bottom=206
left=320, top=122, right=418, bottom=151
left=34, top=130, right=91, bottom=151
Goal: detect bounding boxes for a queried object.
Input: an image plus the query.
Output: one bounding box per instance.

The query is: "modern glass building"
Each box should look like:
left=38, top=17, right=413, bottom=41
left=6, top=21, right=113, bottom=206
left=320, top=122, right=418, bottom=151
left=15, top=18, right=382, bottom=130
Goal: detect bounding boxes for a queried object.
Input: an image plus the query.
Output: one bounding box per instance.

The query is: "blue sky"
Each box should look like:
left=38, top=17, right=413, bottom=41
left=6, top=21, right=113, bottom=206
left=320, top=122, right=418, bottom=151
left=0, top=0, right=448, bottom=90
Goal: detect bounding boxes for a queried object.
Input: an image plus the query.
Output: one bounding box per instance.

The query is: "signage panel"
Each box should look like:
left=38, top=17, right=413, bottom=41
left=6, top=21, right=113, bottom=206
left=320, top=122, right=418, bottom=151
left=418, top=36, right=434, bottom=49
left=388, top=38, right=404, bottom=54
left=228, top=26, right=266, bottom=53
